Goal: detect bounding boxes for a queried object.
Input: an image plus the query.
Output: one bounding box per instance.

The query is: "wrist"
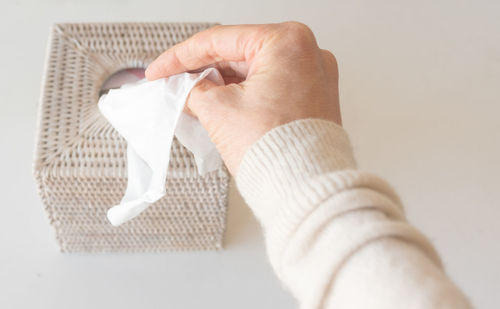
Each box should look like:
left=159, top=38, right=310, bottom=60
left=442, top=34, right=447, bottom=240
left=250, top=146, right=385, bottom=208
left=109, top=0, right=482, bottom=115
left=235, top=118, right=356, bottom=224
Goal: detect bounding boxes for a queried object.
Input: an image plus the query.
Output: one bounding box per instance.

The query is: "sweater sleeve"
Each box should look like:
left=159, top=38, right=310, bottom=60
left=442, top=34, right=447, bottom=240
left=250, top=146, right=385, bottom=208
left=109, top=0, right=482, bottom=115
left=235, top=118, right=472, bottom=309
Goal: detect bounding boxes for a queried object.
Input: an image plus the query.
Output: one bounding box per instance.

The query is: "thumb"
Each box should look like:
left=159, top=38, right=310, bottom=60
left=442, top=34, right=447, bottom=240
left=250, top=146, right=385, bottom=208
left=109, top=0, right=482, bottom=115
left=186, top=78, right=238, bottom=129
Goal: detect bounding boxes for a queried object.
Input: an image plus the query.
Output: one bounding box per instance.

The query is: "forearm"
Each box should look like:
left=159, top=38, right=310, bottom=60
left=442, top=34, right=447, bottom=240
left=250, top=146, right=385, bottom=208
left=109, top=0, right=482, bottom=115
left=236, top=118, right=472, bottom=309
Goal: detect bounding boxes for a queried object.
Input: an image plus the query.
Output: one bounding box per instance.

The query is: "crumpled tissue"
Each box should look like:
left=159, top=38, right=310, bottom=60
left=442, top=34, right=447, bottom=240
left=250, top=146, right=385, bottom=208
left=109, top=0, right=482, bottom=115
left=98, top=68, right=223, bottom=226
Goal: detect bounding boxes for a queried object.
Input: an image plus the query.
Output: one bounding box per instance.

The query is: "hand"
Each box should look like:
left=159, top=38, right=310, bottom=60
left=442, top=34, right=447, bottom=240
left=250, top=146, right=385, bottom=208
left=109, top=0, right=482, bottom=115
left=146, top=22, right=341, bottom=175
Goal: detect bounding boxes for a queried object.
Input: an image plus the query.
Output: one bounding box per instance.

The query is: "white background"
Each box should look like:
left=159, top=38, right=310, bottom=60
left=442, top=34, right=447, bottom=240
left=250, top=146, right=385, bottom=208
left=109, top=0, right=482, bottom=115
left=0, top=0, right=498, bottom=308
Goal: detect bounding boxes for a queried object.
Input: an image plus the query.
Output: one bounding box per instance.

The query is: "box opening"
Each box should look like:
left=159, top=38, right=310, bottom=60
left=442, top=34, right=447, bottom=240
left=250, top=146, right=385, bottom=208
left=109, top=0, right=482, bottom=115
left=99, top=68, right=146, bottom=97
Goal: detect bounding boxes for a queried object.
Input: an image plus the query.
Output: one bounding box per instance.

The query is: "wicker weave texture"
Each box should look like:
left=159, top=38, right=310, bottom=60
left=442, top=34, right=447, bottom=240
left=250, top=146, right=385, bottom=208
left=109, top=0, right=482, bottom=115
left=34, top=23, right=229, bottom=253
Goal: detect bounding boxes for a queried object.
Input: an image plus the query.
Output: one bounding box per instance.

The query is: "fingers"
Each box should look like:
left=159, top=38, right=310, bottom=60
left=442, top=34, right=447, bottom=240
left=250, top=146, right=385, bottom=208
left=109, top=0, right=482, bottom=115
left=186, top=78, right=242, bottom=127
left=185, top=79, right=223, bottom=121
left=215, top=61, right=249, bottom=82
left=145, top=24, right=271, bottom=80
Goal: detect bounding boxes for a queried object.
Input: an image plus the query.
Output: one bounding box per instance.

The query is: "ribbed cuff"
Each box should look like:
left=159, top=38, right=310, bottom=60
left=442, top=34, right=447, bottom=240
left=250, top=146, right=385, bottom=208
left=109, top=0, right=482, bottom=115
left=236, top=118, right=357, bottom=226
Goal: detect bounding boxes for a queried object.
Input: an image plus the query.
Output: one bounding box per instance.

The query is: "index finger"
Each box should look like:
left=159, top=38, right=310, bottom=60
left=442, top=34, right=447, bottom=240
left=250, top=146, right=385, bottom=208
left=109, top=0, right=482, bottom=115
left=145, top=24, right=273, bottom=80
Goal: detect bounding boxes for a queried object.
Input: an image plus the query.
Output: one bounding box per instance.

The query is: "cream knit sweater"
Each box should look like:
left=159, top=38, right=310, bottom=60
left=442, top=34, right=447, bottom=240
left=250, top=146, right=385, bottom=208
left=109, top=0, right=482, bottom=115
left=236, top=119, right=472, bottom=309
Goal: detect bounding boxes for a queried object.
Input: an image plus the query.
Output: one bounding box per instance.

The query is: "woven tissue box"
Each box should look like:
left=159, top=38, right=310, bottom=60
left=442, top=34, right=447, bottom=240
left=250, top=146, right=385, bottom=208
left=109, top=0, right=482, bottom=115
left=33, top=22, right=229, bottom=253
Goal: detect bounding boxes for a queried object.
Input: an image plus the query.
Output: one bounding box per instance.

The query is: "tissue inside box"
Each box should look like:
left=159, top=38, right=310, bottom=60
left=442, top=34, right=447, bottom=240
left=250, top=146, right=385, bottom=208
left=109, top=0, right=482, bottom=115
left=100, top=68, right=146, bottom=96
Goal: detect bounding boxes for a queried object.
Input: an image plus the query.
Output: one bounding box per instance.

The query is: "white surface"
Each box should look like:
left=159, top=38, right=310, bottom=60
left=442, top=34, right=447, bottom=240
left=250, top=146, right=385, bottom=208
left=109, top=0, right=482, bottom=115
left=0, top=1, right=498, bottom=308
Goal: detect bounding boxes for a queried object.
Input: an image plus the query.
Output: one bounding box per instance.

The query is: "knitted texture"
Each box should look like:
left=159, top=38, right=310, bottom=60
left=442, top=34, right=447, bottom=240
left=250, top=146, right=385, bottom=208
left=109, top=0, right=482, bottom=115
left=236, top=119, right=471, bottom=309
left=34, top=23, right=229, bottom=253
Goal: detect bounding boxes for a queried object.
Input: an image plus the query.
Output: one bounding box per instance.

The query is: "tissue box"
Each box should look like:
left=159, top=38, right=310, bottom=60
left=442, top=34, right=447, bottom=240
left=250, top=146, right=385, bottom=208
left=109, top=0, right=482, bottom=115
left=33, top=22, right=229, bottom=252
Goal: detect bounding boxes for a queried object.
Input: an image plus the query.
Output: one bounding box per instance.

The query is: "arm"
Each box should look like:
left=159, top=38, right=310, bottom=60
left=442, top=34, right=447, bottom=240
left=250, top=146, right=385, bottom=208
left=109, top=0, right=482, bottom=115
left=146, top=22, right=472, bottom=309
left=236, top=118, right=471, bottom=308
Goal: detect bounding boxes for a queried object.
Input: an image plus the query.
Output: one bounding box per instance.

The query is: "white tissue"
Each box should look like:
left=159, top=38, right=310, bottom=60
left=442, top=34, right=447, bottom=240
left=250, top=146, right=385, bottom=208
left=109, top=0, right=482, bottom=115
left=98, top=68, right=224, bottom=226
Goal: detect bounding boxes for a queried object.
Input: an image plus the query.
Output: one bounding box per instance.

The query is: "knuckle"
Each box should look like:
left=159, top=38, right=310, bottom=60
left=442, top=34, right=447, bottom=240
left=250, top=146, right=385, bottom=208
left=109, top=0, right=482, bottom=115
left=321, top=49, right=338, bottom=65
left=279, top=21, right=317, bottom=52
left=283, top=21, right=312, bottom=34
left=284, top=22, right=314, bottom=39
